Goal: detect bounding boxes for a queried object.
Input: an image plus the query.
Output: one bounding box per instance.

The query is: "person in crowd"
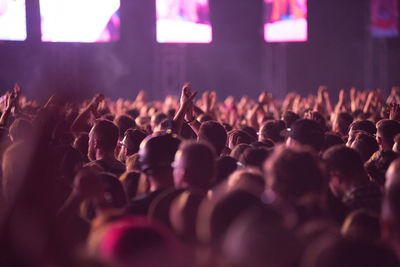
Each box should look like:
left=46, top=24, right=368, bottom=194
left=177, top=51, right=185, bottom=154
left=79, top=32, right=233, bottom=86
left=323, top=145, right=382, bottom=217
left=365, top=119, right=400, bottom=186
left=87, top=119, right=126, bottom=177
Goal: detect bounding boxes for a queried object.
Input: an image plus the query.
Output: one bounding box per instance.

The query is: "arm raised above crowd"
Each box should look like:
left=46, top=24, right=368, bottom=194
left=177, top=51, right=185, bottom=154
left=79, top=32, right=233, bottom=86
left=70, top=94, right=104, bottom=135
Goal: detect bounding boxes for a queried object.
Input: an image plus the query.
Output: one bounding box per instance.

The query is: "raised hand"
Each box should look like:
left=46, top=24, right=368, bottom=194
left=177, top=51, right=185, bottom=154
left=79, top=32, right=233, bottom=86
left=180, top=82, right=197, bottom=107
left=88, top=94, right=105, bottom=112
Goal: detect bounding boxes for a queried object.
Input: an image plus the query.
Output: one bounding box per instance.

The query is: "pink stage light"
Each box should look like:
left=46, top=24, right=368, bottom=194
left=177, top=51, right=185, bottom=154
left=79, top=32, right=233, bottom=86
left=264, top=0, right=308, bottom=42
left=40, top=0, right=120, bottom=43
left=0, top=0, right=27, bottom=41
left=156, top=0, right=212, bottom=43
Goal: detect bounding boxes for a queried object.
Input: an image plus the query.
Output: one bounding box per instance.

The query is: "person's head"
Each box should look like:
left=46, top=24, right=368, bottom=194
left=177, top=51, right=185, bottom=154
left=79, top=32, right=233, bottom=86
left=227, top=130, right=254, bottom=150
left=376, top=119, right=400, bottom=151
left=322, top=133, right=344, bottom=152
left=239, top=147, right=271, bottom=171
left=264, top=145, right=326, bottom=204
left=91, top=216, right=182, bottom=267
left=198, top=121, right=227, bottom=156
left=88, top=119, right=120, bottom=161
left=226, top=168, right=265, bottom=197
left=322, top=145, right=367, bottom=198
left=282, top=111, right=300, bottom=128
left=341, top=210, right=380, bottom=242
left=173, top=141, right=217, bottom=192
left=151, top=112, right=168, bottom=132
left=350, top=132, right=379, bottom=162
left=346, top=120, right=377, bottom=146
left=73, top=132, right=89, bottom=162
left=139, top=133, right=181, bottom=188
left=222, top=207, right=298, bottom=267
left=114, top=114, right=136, bottom=140
left=118, top=129, right=147, bottom=163
left=332, top=112, right=353, bottom=137
left=283, top=119, right=324, bottom=152
left=230, top=143, right=251, bottom=161
left=8, top=118, right=32, bottom=142
left=259, top=120, right=286, bottom=144
left=301, top=236, right=399, bottom=267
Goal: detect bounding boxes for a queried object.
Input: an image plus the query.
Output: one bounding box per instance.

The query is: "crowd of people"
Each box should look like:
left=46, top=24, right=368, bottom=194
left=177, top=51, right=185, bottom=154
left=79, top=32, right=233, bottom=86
left=0, top=82, right=400, bottom=266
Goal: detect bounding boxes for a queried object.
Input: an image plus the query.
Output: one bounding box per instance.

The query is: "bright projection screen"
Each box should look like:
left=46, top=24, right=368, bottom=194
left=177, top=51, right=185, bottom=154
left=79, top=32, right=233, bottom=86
left=0, top=0, right=27, bottom=41
left=156, top=0, right=212, bottom=43
left=40, top=0, right=120, bottom=42
left=264, top=0, right=308, bottom=42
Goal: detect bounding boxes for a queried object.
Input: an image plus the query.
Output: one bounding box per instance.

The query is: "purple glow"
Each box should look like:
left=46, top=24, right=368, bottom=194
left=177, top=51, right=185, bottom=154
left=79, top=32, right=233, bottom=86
left=156, top=0, right=212, bottom=43
left=0, top=0, right=26, bottom=41
left=40, top=0, right=120, bottom=43
left=264, top=0, right=307, bottom=42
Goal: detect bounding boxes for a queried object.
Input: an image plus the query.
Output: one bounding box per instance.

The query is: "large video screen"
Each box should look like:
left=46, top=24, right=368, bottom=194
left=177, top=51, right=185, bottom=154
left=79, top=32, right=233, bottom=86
left=264, top=0, right=307, bottom=42
left=40, top=0, right=120, bottom=42
left=0, top=0, right=27, bottom=41
left=156, top=0, right=212, bottom=43
left=371, top=0, right=399, bottom=38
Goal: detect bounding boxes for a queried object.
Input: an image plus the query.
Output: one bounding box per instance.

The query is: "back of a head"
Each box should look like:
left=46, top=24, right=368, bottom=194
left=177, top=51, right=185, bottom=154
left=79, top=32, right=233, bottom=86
left=264, top=145, right=326, bottom=202
left=323, top=145, right=365, bottom=181
left=139, top=133, right=181, bottom=176
left=114, top=115, right=136, bottom=139
left=301, top=237, right=399, bottom=267
left=335, top=112, right=354, bottom=136
left=377, top=119, right=400, bottom=148
left=73, top=132, right=89, bottom=160
left=230, top=143, right=251, bottom=161
left=228, top=129, right=254, bottom=149
left=239, top=147, right=271, bottom=171
left=350, top=120, right=377, bottom=136
left=95, top=217, right=181, bottom=267
left=122, top=129, right=147, bottom=156
left=341, top=210, right=380, bottom=242
left=175, top=141, right=217, bottom=190
left=198, top=121, right=227, bottom=156
left=92, top=119, right=120, bottom=151
left=215, top=156, right=238, bottom=185
left=322, top=133, right=344, bottom=152
left=283, top=119, right=324, bottom=152
left=259, top=120, right=286, bottom=143
left=351, top=132, right=379, bottom=162
left=282, top=111, right=300, bottom=128
left=223, top=207, right=298, bottom=267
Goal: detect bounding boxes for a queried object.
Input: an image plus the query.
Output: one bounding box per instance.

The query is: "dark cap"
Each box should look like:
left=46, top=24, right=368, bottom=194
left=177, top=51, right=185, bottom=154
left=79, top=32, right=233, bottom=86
left=139, top=133, right=181, bottom=175
left=281, top=119, right=324, bottom=151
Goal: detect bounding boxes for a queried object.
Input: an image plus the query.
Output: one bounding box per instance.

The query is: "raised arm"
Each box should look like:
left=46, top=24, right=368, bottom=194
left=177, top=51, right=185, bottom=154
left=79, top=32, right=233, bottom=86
left=173, top=82, right=197, bottom=136
left=70, top=94, right=104, bottom=135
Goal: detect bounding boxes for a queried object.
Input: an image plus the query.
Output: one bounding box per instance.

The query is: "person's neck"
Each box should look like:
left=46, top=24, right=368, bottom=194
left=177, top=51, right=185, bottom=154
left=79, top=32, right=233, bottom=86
left=148, top=174, right=174, bottom=192
left=96, top=150, right=116, bottom=161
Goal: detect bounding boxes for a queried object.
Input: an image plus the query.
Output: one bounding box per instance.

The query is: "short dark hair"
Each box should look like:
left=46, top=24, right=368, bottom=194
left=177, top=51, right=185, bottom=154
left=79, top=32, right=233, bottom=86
left=114, top=115, right=136, bottom=139
left=92, top=119, right=120, bottom=151
left=282, top=111, right=300, bottom=128
left=265, top=146, right=326, bottom=200
left=323, top=145, right=365, bottom=179
left=336, top=112, right=353, bottom=136
left=349, top=120, right=377, bottom=136
left=260, top=120, right=286, bottom=143
left=376, top=119, right=400, bottom=148
left=198, top=121, right=227, bottom=156
left=351, top=132, right=379, bottom=162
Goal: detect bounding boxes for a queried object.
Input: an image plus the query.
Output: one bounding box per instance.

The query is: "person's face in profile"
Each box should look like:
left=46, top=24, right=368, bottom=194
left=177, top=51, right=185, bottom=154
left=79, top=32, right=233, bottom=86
left=88, top=127, right=96, bottom=161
